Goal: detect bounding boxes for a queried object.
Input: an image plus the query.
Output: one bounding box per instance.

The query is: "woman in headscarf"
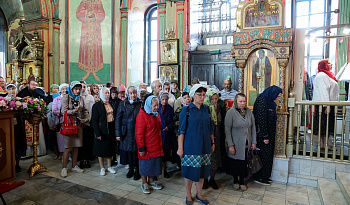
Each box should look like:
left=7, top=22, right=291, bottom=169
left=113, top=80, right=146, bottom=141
left=225, top=93, right=256, bottom=191
left=158, top=90, right=174, bottom=178
left=202, top=88, right=226, bottom=190
left=312, top=59, right=339, bottom=149
left=172, top=92, right=191, bottom=169
left=110, top=87, right=122, bottom=165
left=46, top=84, right=61, bottom=160
left=52, top=83, right=69, bottom=159
left=91, top=87, right=117, bottom=176
left=77, top=81, right=95, bottom=169
left=115, top=86, right=142, bottom=180
left=253, top=85, right=282, bottom=185
left=135, top=96, right=163, bottom=194
left=60, top=81, right=89, bottom=178
left=177, top=84, right=214, bottom=205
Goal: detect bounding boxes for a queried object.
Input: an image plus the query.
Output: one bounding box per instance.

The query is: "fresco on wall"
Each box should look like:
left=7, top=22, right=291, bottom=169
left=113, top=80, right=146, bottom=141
left=245, top=0, right=280, bottom=28
left=22, top=0, right=41, bottom=20
left=69, top=0, right=111, bottom=83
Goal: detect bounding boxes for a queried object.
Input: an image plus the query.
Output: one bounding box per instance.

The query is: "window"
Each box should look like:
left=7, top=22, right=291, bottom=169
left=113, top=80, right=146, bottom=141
left=190, top=0, right=242, bottom=48
left=296, top=0, right=339, bottom=75
left=144, top=5, right=158, bottom=84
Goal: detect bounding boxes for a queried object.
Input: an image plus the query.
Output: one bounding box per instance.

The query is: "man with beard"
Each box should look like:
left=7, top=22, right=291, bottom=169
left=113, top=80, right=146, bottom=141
left=218, top=78, right=238, bottom=101
left=17, top=80, right=39, bottom=98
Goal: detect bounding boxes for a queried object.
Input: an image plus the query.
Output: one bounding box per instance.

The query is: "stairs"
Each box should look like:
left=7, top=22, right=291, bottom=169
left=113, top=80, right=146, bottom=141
left=317, top=172, right=350, bottom=205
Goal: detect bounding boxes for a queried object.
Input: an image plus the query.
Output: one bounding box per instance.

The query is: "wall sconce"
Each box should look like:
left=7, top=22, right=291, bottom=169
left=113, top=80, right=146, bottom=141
left=48, top=53, right=53, bottom=57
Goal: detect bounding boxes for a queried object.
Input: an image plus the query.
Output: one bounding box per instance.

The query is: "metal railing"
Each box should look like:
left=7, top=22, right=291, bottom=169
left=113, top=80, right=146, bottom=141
left=292, top=101, right=350, bottom=161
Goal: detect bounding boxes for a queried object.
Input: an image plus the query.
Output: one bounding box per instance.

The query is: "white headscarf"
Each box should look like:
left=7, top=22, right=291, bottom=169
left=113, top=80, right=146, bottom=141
left=59, top=83, right=69, bottom=92
left=99, top=87, right=109, bottom=102
left=189, top=84, right=206, bottom=98
left=6, top=84, right=17, bottom=92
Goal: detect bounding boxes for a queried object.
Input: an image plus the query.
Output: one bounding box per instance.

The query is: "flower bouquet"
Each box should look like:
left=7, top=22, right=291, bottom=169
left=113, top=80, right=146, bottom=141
left=22, top=97, right=48, bottom=120
left=0, top=96, right=25, bottom=111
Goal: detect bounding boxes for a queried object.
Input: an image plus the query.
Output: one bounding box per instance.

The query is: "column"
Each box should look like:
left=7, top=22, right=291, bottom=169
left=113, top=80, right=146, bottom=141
left=236, top=59, right=246, bottom=93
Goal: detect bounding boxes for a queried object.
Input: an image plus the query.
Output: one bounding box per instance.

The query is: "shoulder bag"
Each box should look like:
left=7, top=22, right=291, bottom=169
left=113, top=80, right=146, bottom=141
left=60, top=110, right=79, bottom=136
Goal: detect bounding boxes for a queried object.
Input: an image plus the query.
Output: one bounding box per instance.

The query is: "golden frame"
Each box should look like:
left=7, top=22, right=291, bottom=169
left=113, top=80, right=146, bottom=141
left=159, top=39, right=179, bottom=65
left=158, top=65, right=179, bottom=83
left=237, top=0, right=285, bottom=32
left=245, top=48, right=279, bottom=109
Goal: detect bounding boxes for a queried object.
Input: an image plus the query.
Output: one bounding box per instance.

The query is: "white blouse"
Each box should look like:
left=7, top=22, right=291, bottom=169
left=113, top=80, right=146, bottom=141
left=313, top=72, right=339, bottom=102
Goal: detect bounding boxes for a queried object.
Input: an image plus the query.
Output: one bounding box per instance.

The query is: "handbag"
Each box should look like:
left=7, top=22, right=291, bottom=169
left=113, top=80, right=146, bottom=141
left=248, top=149, right=263, bottom=174
left=59, top=111, right=78, bottom=136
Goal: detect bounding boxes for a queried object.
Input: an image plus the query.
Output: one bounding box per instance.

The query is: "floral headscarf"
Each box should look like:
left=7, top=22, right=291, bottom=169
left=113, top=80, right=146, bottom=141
left=204, top=88, right=219, bottom=125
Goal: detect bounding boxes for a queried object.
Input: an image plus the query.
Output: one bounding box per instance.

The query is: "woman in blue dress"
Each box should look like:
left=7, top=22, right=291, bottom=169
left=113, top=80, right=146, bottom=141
left=177, top=84, right=214, bottom=205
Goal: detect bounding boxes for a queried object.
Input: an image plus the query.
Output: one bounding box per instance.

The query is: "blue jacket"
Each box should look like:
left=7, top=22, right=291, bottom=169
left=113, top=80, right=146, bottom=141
left=158, top=103, right=174, bottom=150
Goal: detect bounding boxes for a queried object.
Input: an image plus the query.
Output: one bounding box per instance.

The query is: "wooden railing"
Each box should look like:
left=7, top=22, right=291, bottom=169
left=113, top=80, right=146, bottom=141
left=290, top=101, right=350, bottom=161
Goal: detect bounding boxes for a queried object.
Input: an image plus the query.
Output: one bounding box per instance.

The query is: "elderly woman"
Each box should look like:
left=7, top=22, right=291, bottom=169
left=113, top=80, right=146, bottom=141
left=225, top=93, right=256, bottom=191
left=115, top=86, right=142, bottom=180
left=158, top=90, right=175, bottom=178
left=78, top=81, right=95, bottom=169
left=60, top=81, right=89, bottom=178
left=177, top=84, right=214, bottom=205
left=203, top=88, right=226, bottom=190
left=253, top=85, right=282, bottom=185
left=135, top=96, right=163, bottom=194
left=313, top=59, right=339, bottom=148
left=91, top=87, right=117, bottom=176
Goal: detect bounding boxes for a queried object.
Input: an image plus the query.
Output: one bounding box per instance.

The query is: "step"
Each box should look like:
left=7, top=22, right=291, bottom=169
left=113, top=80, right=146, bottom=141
left=336, top=172, right=350, bottom=204
left=318, top=178, right=348, bottom=205
left=288, top=173, right=318, bottom=187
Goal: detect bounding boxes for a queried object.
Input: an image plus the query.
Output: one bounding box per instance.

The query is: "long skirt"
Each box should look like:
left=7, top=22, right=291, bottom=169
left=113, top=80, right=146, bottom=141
left=254, top=137, right=274, bottom=180
left=78, top=126, right=94, bottom=161
left=313, top=106, right=335, bottom=135
left=139, top=157, right=162, bottom=177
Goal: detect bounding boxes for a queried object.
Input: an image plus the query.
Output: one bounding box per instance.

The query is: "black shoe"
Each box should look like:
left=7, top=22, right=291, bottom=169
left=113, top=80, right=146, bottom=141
left=126, top=170, right=134, bottom=178
left=209, top=179, right=218, bottom=190
left=133, top=172, right=141, bottom=180
left=154, top=176, right=158, bottom=181
left=202, top=179, right=209, bottom=189
left=15, top=165, right=21, bottom=173
left=254, top=179, right=271, bottom=186
left=164, top=170, right=170, bottom=178
left=79, top=161, right=85, bottom=169
left=85, top=160, right=91, bottom=168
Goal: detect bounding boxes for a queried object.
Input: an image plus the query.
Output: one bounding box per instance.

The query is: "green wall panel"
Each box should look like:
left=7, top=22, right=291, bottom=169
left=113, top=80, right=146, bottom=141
left=54, top=29, right=59, bottom=83
left=121, top=17, right=128, bottom=85
left=337, top=0, right=349, bottom=100
left=177, top=11, right=183, bottom=88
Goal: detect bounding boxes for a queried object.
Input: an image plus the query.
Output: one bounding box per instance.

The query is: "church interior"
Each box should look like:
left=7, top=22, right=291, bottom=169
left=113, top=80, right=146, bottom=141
left=0, top=0, right=350, bottom=204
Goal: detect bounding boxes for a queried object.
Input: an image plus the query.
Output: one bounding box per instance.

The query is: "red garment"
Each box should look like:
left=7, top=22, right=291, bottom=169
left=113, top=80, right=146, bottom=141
left=303, top=70, right=306, bottom=83
left=76, top=0, right=105, bottom=73
left=135, top=108, right=163, bottom=160
left=318, top=60, right=338, bottom=82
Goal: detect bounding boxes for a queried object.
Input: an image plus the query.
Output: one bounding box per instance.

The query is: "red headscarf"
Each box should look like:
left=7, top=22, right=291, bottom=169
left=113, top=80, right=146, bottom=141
left=318, top=60, right=338, bottom=82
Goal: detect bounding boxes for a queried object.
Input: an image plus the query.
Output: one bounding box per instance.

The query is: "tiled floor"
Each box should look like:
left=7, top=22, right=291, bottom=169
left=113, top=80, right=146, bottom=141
left=2, top=154, right=323, bottom=205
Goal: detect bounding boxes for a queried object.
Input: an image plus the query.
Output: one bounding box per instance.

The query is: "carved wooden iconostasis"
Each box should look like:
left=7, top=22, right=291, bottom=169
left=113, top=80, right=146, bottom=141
left=10, top=24, right=44, bottom=87
left=233, top=0, right=291, bottom=157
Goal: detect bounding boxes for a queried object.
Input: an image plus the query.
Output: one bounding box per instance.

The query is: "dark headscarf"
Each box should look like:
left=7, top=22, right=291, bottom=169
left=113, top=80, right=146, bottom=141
left=256, top=85, right=282, bottom=121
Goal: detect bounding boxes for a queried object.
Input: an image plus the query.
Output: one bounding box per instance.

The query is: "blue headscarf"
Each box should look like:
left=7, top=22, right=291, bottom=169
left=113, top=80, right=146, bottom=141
left=67, top=81, right=82, bottom=101
left=256, top=85, right=282, bottom=121
left=52, top=92, right=61, bottom=99
left=144, top=95, right=159, bottom=116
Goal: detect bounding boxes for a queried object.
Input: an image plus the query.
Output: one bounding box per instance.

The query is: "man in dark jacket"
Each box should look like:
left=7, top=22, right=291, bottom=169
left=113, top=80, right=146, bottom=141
left=17, top=80, right=38, bottom=98
left=144, top=79, right=162, bottom=102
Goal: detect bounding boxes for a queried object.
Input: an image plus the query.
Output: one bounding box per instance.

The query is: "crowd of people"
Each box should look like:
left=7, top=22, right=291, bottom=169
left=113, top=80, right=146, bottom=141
left=3, top=75, right=286, bottom=205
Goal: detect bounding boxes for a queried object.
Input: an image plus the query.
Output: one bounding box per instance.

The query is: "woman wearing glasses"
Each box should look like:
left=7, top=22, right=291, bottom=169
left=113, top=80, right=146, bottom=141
left=177, top=84, right=214, bottom=205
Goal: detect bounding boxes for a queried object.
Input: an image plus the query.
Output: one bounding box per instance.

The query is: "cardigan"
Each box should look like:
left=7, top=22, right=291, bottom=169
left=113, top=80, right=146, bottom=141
left=225, top=107, right=256, bottom=160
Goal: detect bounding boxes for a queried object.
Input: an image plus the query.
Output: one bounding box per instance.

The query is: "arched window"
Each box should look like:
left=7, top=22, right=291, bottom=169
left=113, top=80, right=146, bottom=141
left=144, top=5, right=158, bottom=84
